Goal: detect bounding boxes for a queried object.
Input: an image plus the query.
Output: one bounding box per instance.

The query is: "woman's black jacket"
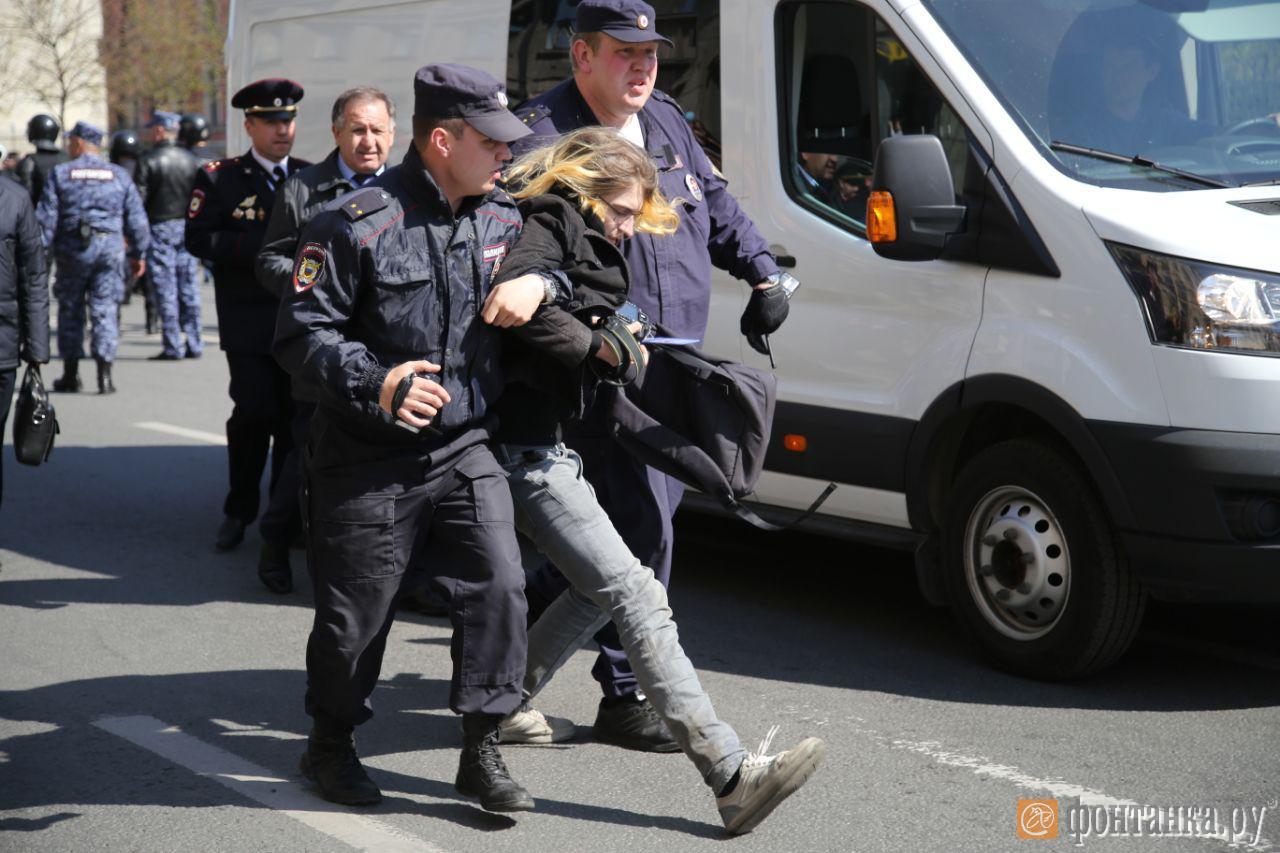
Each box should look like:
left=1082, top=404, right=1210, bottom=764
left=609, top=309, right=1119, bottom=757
left=492, top=191, right=629, bottom=445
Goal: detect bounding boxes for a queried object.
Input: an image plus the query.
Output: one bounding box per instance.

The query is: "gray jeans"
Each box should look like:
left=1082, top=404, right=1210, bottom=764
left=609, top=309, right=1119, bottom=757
left=496, top=442, right=745, bottom=792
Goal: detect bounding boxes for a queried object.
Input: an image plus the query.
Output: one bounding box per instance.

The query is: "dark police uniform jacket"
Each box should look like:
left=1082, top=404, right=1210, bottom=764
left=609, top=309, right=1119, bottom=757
left=256, top=148, right=359, bottom=300
left=513, top=79, right=778, bottom=342
left=135, top=140, right=200, bottom=224
left=273, top=144, right=520, bottom=451
left=12, top=144, right=68, bottom=207
left=185, top=149, right=311, bottom=353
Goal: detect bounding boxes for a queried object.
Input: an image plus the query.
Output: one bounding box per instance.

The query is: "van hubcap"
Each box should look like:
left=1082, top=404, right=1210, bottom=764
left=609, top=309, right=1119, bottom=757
left=963, top=486, right=1070, bottom=640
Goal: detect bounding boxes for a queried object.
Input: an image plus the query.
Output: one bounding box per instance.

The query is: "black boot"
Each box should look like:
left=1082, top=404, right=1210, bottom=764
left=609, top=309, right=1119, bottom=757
left=96, top=359, right=116, bottom=395
left=592, top=693, right=680, bottom=752
left=258, top=540, right=292, bottom=594
left=144, top=303, right=157, bottom=335
left=52, top=359, right=81, bottom=393
left=456, top=714, right=535, bottom=812
left=299, top=723, right=382, bottom=806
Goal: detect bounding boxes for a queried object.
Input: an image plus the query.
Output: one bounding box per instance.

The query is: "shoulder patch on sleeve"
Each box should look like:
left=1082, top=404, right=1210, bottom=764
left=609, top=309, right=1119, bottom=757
left=519, top=104, right=551, bottom=127
left=340, top=188, right=390, bottom=221
left=293, top=242, right=326, bottom=292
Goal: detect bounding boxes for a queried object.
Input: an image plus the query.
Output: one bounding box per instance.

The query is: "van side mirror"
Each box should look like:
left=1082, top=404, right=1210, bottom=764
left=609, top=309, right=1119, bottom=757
left=869, top=135, right=966, bottom=261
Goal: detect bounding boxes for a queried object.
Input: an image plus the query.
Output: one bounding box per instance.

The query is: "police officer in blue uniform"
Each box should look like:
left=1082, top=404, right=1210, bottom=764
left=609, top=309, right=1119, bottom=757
left=511, top=0, right=797, bottom=751
left=37, top=121, right=150, bottom=395
left=137, top=110, right=203, bottom=361
left=186, top=79, right=311, bottom=590
left=275, top=63, right=544, bottom=812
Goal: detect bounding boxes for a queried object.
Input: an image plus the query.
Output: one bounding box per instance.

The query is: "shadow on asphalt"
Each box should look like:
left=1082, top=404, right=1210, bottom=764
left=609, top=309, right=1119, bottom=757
left=3, top=445, right=1279, bottom=732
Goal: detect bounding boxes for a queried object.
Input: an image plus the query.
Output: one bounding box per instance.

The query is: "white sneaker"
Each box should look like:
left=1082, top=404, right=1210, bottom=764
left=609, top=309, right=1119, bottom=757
left=716, top=726, right=826, bottom=835
left=498, top=703, right=577, bottom=744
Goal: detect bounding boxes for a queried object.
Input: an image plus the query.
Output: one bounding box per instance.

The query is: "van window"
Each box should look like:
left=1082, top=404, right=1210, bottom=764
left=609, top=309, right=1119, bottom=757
left=507, top=0, right=724, bottom=168
left=778, top=2, right=973, bottom=234
left=922, top=0, right=1280, bottom=190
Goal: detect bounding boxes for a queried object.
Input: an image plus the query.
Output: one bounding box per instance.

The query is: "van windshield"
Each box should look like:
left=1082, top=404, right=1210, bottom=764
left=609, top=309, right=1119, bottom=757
left=921, top=0, right=1280, bottom=190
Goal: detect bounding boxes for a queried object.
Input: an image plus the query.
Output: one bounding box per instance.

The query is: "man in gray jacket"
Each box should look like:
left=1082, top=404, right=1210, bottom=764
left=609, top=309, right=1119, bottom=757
left=254, top=86, right=395, bottom=594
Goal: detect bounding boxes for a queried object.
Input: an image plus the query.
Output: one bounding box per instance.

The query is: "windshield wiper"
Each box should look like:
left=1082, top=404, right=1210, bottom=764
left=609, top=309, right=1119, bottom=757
left=1050, top=141, right=1235, bottom=189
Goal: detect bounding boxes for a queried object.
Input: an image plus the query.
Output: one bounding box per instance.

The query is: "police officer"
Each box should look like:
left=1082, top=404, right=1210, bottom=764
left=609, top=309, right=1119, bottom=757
left=0, top=173, right=50, bottom=507
left=109, top=130, right=142, bottom=180
left=511, top=0, right=796, bottom=751
left=274, top=63, right=543, bottom=812
left=136, top=110, right=202, bottom=361
left=178, top=113, right=211, bottom=159
left=36, top=122, right=149, bottom=394
left=13, top=114, right=69, bottom=206
left=186, top=79, right=311, bottom=589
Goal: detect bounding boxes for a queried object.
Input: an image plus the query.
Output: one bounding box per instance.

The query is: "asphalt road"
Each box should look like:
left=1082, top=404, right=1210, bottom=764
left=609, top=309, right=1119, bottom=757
left=1, top=290, right=1278, bottom=852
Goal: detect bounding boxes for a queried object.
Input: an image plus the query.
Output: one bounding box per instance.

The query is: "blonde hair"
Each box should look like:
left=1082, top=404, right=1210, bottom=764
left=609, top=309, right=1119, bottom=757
left=506, top=126, right=679, bottom=237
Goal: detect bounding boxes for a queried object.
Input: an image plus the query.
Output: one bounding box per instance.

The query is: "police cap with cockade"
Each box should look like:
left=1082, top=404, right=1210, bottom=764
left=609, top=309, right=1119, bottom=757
left=145, top=110, right=181, bottom=131
left=574, top=0, right=672, bottom=46
left=69, top=121, right=105, bottom=146
left=413, top=63, right=531, bottom=144
left=231, top=78, right=304, bottom=121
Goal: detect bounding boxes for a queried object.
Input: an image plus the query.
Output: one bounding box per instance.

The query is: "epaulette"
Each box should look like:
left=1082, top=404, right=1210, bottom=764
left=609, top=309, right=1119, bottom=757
left=648, top=89, right=686, bottom=115
left=340, top=187, right=390, bottom=221
left=518, top=104, right=552, bottom=127
left=202, top=159, right=225, bottom=173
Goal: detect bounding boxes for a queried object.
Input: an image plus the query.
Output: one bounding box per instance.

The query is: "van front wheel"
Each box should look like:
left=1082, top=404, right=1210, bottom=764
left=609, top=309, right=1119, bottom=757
left=941, top=440, right=1145, bottom=679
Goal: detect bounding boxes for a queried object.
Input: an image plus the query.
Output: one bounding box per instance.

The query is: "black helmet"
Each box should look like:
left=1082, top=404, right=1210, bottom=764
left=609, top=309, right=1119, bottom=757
left=110, top=129, right=141, bottom=162
left=178, top=113, right=210, bottom=148
left=27, top=114, right=60, bottom=144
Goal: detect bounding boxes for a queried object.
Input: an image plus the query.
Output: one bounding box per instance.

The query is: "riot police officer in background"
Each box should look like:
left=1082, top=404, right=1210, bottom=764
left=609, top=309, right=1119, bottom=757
left=136, top=110, right=202, bottom=361
left=13, top=114, right=68, bottom=206
left=186, top=79, right=310, bottom=591
left=109, top=130, right=142, bottom=181
left=178, top=113, right=212, bottom=161
left=36, top=122, right=149, bottom=394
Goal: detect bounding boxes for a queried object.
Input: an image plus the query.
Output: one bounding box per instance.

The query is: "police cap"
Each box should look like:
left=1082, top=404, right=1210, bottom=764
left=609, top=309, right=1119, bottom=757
left=69, top=121, right=105, bottom=146
left=413, top=63, right=531, bottom=144
left=231, top=78, right=304, bottom=121
left=145, top=110, right=181, bottom=131
left=574, top=0, right=672, bottom=46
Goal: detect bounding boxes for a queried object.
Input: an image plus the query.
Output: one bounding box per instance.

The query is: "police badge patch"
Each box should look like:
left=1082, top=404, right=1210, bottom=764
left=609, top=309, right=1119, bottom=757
left=684, top=173, right=703, bottom=202
left=188, top=189, right=205, bottom=219
left=294, top=242, right=326, bottom=292
left=483, top=243, right=508, bottom=277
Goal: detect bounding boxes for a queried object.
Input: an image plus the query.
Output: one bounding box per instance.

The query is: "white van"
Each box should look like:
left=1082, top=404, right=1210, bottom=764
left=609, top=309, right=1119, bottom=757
left=226, top=0, right=1280, bottom=679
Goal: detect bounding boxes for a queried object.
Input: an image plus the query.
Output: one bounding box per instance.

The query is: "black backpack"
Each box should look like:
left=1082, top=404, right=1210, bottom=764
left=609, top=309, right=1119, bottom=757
left=604, top=344, right=833, bottom=530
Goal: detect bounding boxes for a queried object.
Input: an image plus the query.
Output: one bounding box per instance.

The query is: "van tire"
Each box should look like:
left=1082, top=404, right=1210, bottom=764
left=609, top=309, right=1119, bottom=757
left=941, top=439, right=1145, bottom=679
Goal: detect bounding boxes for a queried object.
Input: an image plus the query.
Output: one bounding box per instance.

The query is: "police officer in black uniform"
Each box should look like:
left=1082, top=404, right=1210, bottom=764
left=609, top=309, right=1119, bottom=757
left=178, top=113, right=211, bottom=158
left=185, top=79, right=311, bottom=591
left=274, top=63, right=543, bottom=813
left=13, top=114, right=69, bottom=206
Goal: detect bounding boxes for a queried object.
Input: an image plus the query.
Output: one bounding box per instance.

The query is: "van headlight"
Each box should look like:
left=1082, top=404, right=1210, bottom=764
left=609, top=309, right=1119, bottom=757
left=1107, top=243, right=1280, bottom=355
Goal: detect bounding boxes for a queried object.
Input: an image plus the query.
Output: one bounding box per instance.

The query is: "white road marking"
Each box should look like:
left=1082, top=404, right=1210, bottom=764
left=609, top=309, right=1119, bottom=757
left=134, top=421, right=227, bottom=445
left=847, top=720, right=1274, bottom=850
left=93, top=715, right=447, bottom=853
left=211, top=718, right=307, bottom=741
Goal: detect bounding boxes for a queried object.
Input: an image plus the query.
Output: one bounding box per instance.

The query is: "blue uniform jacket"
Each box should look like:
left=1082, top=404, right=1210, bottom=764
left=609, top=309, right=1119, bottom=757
left=273, top=145, right=522, bottom=449
left=512, top=79, right=778, bottom=341
left=36, top=154, right=150, bottom=258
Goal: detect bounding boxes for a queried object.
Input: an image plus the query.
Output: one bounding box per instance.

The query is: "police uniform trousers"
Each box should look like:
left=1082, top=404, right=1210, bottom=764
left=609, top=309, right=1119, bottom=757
left=53, top=238, right=126, bottom=363
left=147, top=220, right=203, bottom=358
left=223, top=351, right=298, bottom=543
left=528, top=414, right=685, bottom=700
left=302, top=415, right=526, bottom=727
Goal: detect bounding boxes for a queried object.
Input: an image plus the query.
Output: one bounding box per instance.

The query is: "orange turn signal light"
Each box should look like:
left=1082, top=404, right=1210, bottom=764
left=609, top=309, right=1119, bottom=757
left=783, top=434, right=808, bottom=453
left=867, top=191, right=897, bottom=243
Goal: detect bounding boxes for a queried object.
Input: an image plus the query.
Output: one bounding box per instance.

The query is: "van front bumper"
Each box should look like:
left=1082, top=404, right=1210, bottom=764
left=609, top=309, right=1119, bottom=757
left=1093, top=423, right=1280, bottom=602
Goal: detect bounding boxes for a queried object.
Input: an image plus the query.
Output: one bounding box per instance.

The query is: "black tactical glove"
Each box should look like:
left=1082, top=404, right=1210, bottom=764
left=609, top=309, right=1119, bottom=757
left=740, top=280, right=792, bottom=355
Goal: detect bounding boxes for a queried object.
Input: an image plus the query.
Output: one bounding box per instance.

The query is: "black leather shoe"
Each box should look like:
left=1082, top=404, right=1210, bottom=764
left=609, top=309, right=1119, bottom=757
left=52, top=360, right=81, bottom=393
left=96, top=360, right=116, bottom=395
left=300, top=732, right=382, bottom=806
left=183, top=348, right=202, bottom=359
left=214, top=517, right=247, bottom=552
left=148, top=351, right=183, bottom=361
left=593, top=695, right=681, bottom=753
left=456, top=714, right=535, bottom=812
left=258, top=541, right=292, bottom=594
